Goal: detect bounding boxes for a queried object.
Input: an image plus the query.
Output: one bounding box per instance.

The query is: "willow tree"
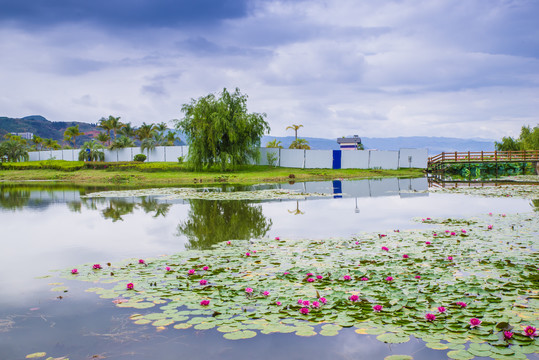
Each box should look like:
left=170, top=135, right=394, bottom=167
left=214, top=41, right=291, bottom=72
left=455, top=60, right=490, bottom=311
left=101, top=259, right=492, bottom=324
left=175, top=88, right=270, bottom=171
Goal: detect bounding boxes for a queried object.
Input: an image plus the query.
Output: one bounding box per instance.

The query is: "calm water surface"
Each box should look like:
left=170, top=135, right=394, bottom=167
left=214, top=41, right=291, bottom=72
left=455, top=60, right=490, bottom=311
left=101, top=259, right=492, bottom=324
left=0, top=179, right=535, bottom=360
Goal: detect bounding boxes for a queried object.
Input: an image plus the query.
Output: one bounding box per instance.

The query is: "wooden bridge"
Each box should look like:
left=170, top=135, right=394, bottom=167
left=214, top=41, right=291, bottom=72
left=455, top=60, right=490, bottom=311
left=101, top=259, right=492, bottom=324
left=428, top=150, right=539, bottom=172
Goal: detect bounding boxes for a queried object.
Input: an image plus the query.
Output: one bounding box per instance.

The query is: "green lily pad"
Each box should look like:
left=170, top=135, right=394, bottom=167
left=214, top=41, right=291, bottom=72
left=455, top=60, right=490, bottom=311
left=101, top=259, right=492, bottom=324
left=223, top=330, right=257, bottom=340
left=376, top=333, right=410, bottom=344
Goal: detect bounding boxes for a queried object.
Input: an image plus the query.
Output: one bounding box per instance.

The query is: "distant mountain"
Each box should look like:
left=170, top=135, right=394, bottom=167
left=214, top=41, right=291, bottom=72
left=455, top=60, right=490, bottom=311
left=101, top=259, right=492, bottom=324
left=261, top=136, right=495, bottom=155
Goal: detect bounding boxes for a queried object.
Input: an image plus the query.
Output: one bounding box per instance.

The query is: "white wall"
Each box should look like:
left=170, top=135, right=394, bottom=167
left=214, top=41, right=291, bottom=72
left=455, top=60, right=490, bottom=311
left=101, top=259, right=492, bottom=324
left=279, top=149, right=305, bottom=168
left=341, top=150, right=370, bottom=169
left=399, top=148, right=428, bottom=168
left=305, top=150, right=332, bottom=169
left=369, top=150, right=399, bottom=170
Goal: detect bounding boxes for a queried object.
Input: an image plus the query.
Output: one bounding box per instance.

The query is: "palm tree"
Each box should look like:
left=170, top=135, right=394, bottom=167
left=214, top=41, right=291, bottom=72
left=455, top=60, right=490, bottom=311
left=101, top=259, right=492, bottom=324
left=96, top=132, right=110, bottom=147
left=110, top=136, right=135, bottom=149
left=97, top=117, right=114, bottom=142
left=155, top=122, right=168, bottom=133
left=136, top=122, right=156, bottom=142
left=43, top=138, right=61, bottom=150
left=266, top=139, right=283, bottom=148
left=286, top=124, right=303, bottom=142
left=165, top=130, right=180, bottom=146
left=78, top=140, right=105, bottom=162
left=118, top=122, right=136, bottom=140
left=0, top=139, right=29, bottom=162
left=108, top=116, right=125, bottom=140
left=32, top=135, right=44, bottom=150
left=289, top=138, right=310, bottom=150
left=63, top=125, right=85, bottom=148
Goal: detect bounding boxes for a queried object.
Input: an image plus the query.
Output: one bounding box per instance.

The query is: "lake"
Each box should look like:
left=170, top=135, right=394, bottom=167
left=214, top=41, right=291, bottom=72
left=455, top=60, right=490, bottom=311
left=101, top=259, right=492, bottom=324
left=0, top=178, right=536, bottom=360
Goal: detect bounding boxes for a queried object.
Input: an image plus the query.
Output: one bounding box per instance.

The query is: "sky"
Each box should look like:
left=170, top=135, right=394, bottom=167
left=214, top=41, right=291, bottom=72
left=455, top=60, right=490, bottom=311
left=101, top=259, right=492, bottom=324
left=0, top=0, right=538, bottom=140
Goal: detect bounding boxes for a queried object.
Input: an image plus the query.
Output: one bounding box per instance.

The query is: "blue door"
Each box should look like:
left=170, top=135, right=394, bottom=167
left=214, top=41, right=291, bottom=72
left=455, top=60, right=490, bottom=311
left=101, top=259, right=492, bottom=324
left=332, top=180, right=342, bottom=198
left=332, top=150, right=342, bottom=169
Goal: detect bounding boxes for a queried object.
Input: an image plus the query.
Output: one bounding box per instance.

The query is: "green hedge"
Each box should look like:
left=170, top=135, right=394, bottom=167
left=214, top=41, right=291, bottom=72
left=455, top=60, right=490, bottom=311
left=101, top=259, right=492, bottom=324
left=0, top=160, right=187, bottom=172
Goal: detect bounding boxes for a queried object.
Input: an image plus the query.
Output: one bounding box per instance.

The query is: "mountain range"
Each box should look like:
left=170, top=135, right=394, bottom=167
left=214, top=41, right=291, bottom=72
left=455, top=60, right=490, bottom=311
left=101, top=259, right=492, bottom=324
left=1, top=115, right=495, bottom=155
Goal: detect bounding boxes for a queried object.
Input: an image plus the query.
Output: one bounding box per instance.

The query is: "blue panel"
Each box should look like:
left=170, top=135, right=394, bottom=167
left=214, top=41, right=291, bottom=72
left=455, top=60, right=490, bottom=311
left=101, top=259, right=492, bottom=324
left=332, top=150, right=342, bottom=169
left=332, top=180, right=342, bottom=198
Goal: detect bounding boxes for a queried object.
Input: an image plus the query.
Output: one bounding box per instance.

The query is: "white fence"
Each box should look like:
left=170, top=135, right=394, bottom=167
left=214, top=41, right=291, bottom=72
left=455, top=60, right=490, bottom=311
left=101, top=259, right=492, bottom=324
left=27, top=146, right=428, bottom=169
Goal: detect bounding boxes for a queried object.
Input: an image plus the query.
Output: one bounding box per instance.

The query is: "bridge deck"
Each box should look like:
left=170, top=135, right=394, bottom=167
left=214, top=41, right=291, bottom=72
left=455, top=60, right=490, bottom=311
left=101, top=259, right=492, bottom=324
left=428, top=150, right=539, bottom=170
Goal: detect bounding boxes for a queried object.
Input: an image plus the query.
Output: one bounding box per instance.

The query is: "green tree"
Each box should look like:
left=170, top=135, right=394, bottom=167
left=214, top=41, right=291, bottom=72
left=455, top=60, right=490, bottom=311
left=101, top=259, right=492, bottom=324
left=96, top=132, right=111, bottom=147
left=175, top=87, right=270, bottom=170
left=165, top=130, right=180, bottom=146
left=136, top=122, right=156, bottom=142
left=289, top=138, right=310, bottom=150
left=43, top=138, right=61, bottom=150
left=0, top=139, right=29, bottom=162
left=495, top=125, right=539, bottom=151
left=32, top=135, right=44, bottom=151
left=110, top=135, right=135, bottom=149
left=63, top=125, right=84, bottom=148
left=118, top=122, right=136, bottom=140
left=98, top=115, right=124, bottom=141
left=78, top=140, right=105, bottom=161
left=266, top=139, right=283, bottom=148
left=286, top=124, right=303, bottom=142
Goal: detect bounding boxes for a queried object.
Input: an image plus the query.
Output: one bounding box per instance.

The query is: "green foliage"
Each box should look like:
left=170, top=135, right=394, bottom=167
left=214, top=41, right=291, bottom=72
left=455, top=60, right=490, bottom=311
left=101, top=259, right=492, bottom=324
left=133, top=154, right=147, bottom=162
left=265, top=139, right=283, bottom=148
left=78, top=140, right=105, bottom=162
left=63, top=125, right=84, bottom=148
left=177, top=156, right=184, bottom=164
left=495, top=125, right=539, bottom=150
left=0, top=160, right=84, bottom=171
left=266, top=151, right=278, bottom=167
left=289, top=138, right=311, bottom=149
left=443, top=162, right=533, bottom=177
left=0, top=139, right=29, bottom=162
left=110, top=136, right=135, bottom=149
left=175, top=88, right=270, bottom=171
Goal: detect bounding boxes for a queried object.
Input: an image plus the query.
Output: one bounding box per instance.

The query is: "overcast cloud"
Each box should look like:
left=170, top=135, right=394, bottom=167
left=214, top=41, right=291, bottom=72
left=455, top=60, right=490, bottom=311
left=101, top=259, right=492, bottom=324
left=0, top=0, right=537, bottom=139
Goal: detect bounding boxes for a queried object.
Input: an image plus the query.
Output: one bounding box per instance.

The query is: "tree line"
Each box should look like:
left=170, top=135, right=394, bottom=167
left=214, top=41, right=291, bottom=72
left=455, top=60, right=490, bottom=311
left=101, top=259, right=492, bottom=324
left=495, top=125, right=539, bottom=151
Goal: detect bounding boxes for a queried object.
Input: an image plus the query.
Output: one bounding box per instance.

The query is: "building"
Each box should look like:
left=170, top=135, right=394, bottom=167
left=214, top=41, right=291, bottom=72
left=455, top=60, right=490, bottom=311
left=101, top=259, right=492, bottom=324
left=337, top=135, right=362, bottom=150
left=10, top=132, right=34, bottom=140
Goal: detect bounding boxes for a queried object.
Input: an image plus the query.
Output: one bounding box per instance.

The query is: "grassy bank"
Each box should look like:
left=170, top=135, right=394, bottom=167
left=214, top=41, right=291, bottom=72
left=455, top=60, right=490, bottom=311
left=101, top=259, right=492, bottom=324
left=0, top=160, right=425, bottom=186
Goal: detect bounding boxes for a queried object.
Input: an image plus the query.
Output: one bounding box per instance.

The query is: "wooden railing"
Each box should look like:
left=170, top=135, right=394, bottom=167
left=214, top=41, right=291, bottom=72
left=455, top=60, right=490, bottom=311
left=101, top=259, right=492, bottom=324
left=428, top=150, right=539, bottom=168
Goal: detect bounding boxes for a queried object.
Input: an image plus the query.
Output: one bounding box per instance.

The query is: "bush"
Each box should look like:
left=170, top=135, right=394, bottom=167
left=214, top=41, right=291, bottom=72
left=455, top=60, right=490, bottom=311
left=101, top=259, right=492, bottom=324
left=134, top=154, right=147, bottom=162
left=178, top=156, right=184, bottom=164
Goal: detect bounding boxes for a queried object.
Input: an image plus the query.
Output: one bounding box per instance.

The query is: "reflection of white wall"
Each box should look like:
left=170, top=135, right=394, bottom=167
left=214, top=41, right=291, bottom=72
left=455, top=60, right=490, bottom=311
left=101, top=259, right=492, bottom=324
left=341, top=180, right=371, bottom=197
left=369, top=178, right=400, bottom=197
left=280, top=149, right=305, bottom=168
left=399, top=148, right=428, bottom=169
left=305, top=150, right=332, bottom=168
left=369, top=151, right=399, bottom=169
left=341, top=150, right=369, bottom=169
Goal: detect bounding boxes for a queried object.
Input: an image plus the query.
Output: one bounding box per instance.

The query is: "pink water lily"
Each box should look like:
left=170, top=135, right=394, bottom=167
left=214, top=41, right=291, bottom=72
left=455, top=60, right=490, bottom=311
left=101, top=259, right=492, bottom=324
left=302, top=300, right=310, bottom=306
left=275, top=237, right=280, bottom=240
left=372, top=304, right=382, bottom=312
left=199, top=279, right=208, bottom=285
left=188, top=269, right=195, bottom=275
left=425, top=241, right=431, bottom=245
left=425, top=313, right=436, bottom=322
left=297, top=299, right=303, bottom=305
left=165, top=266, right=171, bottom=271
left=203, top=266, right=209, bottom=271
left=461, top=229, right=466, bottom=234
left=487, top=225, right=493, bottom=230
left=307, top=278, right=315, bottom=283
left=437, top=306, right=446, bottom=313
left=386, top=276, right=393, bottom=282
left=402, top=254, right=409, bottom=259
left=319, top=297, right=327, bottom=304
left=306, top=272, right=313, bottom=276
left=126, top=283, right=134, bottom=290
left=93, top=264, right=102, bottom=270
left=523, top=326, right=537, bottom=339
left=361, top=277, right=369, bottom=281
left=245, top=252, right=251, bottom=257
left=245, top=287, right=253, bottom=293
left=349, top=294, right=360, bottom=302
left=343, top=275, right=351, bottom=281
left=450, top=232, right=456, bottom=236
left=138, top=259, right=145, bottom=264
left=381, top=246, right=389, bottom=251
left=455, top=302, right=467, bottom=308
left=447, top=256, right=454, bottom=261
left=355, top=241, right=360, bottom=245
left=504, top=331, right=513, bottom=340
left=469, top=318, right=482, bottom=328
left=283, top=272, right=290, bottom=275
left=263, top=291, right=270, bottom=296
left=415, top=275, right=421, bottom=279
left=200, top=299, right=210, bottom=306
left=433, top=233, right=437, bottom=236
left=71, top=269, right=78, bottom=274
left=316, top=275, right=323, bottom=280
left=379, top=234, right=387, bottom=238
left=312, top=301, right=321, bottom=308
left=226, top=241, right=231, bottom=245
left=300, top=307, right=310, bottom=315
left=275, top=301, right=282, bottom=306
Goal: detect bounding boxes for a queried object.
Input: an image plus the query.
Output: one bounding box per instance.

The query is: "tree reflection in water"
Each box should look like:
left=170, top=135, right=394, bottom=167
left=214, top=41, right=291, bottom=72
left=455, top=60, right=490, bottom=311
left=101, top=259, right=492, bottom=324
left=0, top=187, right=32, bottom=210
left=176, top=199, right=272, bottom=250
left=100, top=197, right=171, bottom=222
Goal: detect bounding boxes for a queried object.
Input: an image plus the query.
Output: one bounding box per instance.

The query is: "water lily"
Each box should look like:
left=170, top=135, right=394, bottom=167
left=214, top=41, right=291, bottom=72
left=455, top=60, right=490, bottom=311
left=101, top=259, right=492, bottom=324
left=300, top=307, right=310, bottom=315
left=415, top=275, right=421, bottom=279
left=381, top=246, right=389, bottom=252
left=200, top=299, right=210, bottom=306
left=349, top=294, right=360, bottom=302
left=504, top=331, right=513, bottom=340
left=455, top=302, right=467, bottom=308
left=488, top=212, right=493, bottom=216
left=92, top=264, right=102, bottom=270
left=71, top=269, right=78, bottom=274
left=188, top=269, right=195, bottom=275
left=461, top=229, right=466, bottom=233
left=312, top=301, right=321, bottom=308
left=425, top=241, right=431, bottom=245
left=451, top=232, right=456, bottom=236
left=433, top=233, right=437, bottom=236
left=127, top=283, right=134, bottom=290
left=361, top=277, right=369, bottom=281
left=386, top=276, right=393, bottom=282
left=245, top=252, right=251, bottom=257
left=425, top=313, right=436, bottom=322
left=372, top=304, right=382, bottom=312
left=523, top=325, right=537, bottom=339
left=275, top=301, right=281, bottom=306
left=307, top=278, right=315, bottom=283
left=355, top=241, right=360, bottom=245
left=469, top=318, right=482, bottom=328
left=297, top=299, right=303, bottom=305
left=275, top=237, right=280, bottom=240
left=306, top=272, right=313, bottom=276
left=138, top=259, right=145, bottom=264
left=245, top=287, right=253, bottom=293
left=402, top=254, right=409, bottom=259
left=437, top=306, right=446, bottom=313
left=283, top=272, right=290, bottom=275
left=263, top=291, right=270, bottom=296
left=379, top=234, right=387, bottom=238
left=302, top=300, right=310, bottom=306
left=226, top=241, right=231, bottom=245
left=343, top=275, right=351, bottom=281
left=202, top=266, right=209, bottom=271
left=319, top=297, right=327, bottom=304
left=199, top=279, right=208, bottom=285
left=165, top=266, right=171, bottom=271
left=447, top=256, right=453, bottom=261
left=488, top=225, right=493, bottom=230
left=316, top=275, right=323, bottom=280
left=426, top=217, right=431, bottom=220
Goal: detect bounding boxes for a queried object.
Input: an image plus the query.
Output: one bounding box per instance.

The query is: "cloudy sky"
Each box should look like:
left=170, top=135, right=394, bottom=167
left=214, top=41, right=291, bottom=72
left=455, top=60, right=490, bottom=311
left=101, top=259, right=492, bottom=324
left=0, top=0, right=537, bottom=139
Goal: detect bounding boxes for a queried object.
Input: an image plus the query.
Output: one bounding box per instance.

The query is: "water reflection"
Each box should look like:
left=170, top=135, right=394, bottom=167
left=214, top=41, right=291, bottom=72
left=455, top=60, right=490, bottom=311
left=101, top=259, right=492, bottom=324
left=176, top=200, right=272, bottom=250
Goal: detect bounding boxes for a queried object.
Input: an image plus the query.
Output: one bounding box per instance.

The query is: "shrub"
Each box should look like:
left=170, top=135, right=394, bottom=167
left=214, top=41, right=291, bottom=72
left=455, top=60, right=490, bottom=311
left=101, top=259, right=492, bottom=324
left=178, top=156, right=184, bottom=164
left=134, top=154, right=147, bottom=162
